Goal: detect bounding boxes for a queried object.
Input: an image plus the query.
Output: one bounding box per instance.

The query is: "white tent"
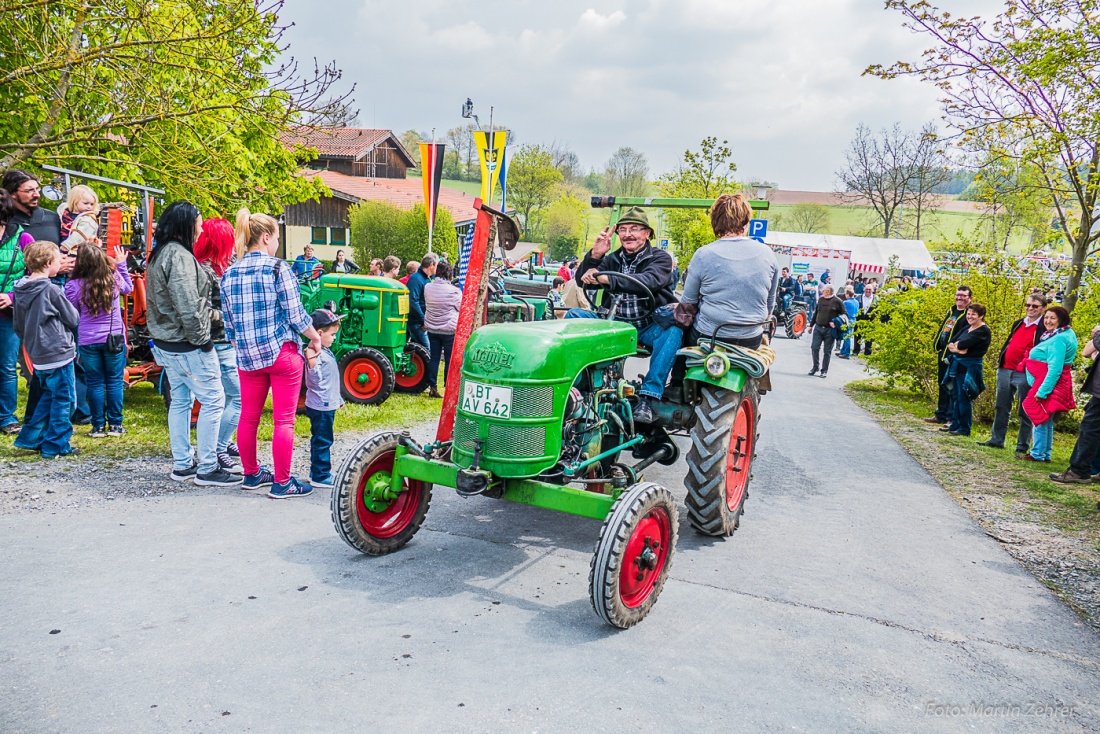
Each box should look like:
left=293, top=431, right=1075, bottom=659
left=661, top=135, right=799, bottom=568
left=766, top=231, right=937, bottom=275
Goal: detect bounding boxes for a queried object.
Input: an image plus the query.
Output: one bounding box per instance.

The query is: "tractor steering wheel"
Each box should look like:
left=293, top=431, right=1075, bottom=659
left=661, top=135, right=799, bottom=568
left=588, top=271, right=657, bottom=321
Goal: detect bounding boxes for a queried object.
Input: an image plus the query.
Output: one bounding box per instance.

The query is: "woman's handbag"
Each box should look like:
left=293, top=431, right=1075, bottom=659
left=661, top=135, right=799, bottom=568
left=104, top=298, right=126, bottom=354
left=673, top=302, right=697, bottom=329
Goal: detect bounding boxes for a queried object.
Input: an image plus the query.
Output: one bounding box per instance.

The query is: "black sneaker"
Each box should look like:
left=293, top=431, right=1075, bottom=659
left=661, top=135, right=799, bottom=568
left=194, top=469, right=244, bottom=487
left=634, top=398, right=656, bottom=424
left=217, top=452, right=243, bottom=474
left=107, top=425, right=127, bottom=437
left=170, top=463, right=198, bottom=482
left=89, top=426, right=107, bottom=438
left=0, top=422, right=21, bottom=435
left=226, top=442, right=240, bottom=458
left=975, top=439, right=1004, bottom=448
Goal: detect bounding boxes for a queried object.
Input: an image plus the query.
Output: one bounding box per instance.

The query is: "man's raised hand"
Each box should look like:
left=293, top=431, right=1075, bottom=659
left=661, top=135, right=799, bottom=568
left=591, top=227, right=613, bottom=258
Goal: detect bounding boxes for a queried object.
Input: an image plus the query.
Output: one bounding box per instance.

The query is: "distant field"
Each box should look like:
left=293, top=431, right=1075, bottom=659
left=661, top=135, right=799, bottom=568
left=407, top=172, right=484, bottom=197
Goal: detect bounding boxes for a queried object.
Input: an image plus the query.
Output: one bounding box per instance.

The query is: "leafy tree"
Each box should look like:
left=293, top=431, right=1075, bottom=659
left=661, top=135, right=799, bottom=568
left=604, top=147, right=649, bottom=196
left=970, top=151, right=1056, bottom=251
left=401, top=130, right=425, bottom=171
left=658, top=137, right=740, bottom=265
left=508, top=144, right=563, bottom=235
left=348, top=201, right=456, bottom=266
left=867, top=0, right=1100, bottom=311
left=543, top=192, right=588, bottom=257
left=445, top=124, right=476, bottom=181
left=547, top=142, right=582, bottom=183
left=786, top=203, right=831, bottom=233
left=0, top=0, right=350, bottom=213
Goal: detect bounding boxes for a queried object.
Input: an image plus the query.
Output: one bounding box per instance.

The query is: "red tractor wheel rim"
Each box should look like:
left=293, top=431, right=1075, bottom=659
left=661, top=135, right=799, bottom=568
left=395, top=352, right=427, bottom=389
left=619, top=506, right=672, bottom=609
left=725, top=398, right=754, bottom=511
left=343, top=358, right=383, bottom=400
left=793, top=312, right=806, bottom=334
left=355, top=450, right=424, bottom=538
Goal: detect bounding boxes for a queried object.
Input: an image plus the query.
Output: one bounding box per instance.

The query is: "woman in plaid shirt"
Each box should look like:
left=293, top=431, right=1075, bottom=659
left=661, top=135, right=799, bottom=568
left=222, top=208, right=322, bottom=499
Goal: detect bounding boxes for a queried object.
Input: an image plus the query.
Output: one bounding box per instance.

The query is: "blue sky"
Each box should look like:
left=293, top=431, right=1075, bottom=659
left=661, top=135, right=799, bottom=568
left=281, top=0, right=1004, bottom=190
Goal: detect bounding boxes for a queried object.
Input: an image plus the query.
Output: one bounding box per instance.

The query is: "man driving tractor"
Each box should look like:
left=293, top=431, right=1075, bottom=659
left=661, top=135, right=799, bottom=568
left=566, top=206, right=680, bottom=424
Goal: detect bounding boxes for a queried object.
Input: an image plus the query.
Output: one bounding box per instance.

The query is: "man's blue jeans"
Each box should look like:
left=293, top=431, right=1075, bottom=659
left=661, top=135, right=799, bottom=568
left=838, top=326, right=853, bottom=357
left=153, top=347, right=225, bottom=474
left=407, top=322, right=430, bottom=352
left=78, top=343, right=126, bottom=428
left=305, top=407, right=335, bottom=485
left=14, top=361, right=74, bottom=457
left=0, top=315, right=19, bottom=428
left=215, top=344, right=241, bottom=454
left=564, top=309, right=683, bottom=399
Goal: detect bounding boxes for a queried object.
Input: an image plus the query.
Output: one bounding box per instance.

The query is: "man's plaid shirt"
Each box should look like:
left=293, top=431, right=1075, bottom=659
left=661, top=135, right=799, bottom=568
left=610, top=254, right=650, bottom=330
left=221, top=251, right=313, bottom=371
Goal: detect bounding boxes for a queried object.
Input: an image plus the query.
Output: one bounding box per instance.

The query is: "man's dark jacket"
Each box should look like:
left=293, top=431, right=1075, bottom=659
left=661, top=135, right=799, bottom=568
left=996, top=317, right=1044, bottom=370
left=406, top=267, right=431, bottom=325
left=575, top=241, right=677, bottom=310
left=933, top=307, right=969, bottom=362
left=11, top=206, right=61, bottom=244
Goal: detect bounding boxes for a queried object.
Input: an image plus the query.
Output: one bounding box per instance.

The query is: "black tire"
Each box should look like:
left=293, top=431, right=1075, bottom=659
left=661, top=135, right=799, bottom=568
left=785, top=308, right=808, bottom=339
left=684, top=381, right=760, bottom=537
left=331, top=432, right=432, bottom=556
left=589, top=481, right=678, bottom=629
left=394, top=342, right=432, bottom=394
left=338, top=347, right=395, bottom=405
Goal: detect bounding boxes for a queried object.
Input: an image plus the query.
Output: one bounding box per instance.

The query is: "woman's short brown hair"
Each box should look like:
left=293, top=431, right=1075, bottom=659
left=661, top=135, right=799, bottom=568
left=1046, top=305, right=1071, bottom=328
left=710, top=193, right=752, bottom=237
left=967, top=303, right=986, bottom=318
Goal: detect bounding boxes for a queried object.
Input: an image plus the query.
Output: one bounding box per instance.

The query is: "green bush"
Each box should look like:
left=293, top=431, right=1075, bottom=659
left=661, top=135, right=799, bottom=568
left=861, top=262, right=1045, bottom=422
left=550, top=234, right=579, bottom=262
left=347, top=201, right=458, bottom=268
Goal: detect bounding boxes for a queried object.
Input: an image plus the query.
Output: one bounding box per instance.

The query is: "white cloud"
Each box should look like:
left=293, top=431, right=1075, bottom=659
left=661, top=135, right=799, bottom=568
left=578, top=8, right=626, bottom=31
left=282, top=0, right=1008, bottom=190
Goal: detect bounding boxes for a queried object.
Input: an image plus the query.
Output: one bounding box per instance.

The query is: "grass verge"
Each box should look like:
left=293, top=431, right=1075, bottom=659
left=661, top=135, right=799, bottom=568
left=0, top=380, right=442, bottom=463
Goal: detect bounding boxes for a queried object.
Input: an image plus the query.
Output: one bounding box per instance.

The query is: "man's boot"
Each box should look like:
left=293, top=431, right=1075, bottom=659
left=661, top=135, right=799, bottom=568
left=428, top=386, right=443, bottom=399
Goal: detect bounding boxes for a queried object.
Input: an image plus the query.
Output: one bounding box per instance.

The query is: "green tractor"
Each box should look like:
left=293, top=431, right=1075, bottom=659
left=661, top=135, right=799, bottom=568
left=298, top=273, right=431, bottom=405
left=330, top=199, right=774, bottom=627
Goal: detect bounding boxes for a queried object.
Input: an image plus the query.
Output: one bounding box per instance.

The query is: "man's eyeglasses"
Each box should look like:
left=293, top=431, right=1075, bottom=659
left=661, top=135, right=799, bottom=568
left=617, top=225, right=647, bottom=235
left=955, top=294, right=970, bottom=299
left=17, top=185, right=39, bottom=195
left=1026, top=303, right=1043, bottom=309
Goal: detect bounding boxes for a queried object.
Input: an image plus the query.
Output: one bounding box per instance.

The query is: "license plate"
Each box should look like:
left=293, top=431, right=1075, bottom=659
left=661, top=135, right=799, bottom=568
left=461, top=381, right=512, bottom=420
left=397, top=294, right=409, bottom=315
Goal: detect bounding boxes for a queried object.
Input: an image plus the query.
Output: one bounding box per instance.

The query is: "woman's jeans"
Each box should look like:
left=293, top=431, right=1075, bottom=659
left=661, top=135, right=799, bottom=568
left=238, top=342, right=303, bottom=484
left=153, top=346, right=225, bottom=475
left=1031, top=418, right=1054, bottom=461
left=949, top=378, right=974, bottom=435
left=838, top=326, right=853, bottom=357
left=427, top=332, right=455, bottom=389
left=78, top=343, right=126, bottom=428
left=0, top=315, right=19, bottom=428
left=215, top=344, right=241, bottom=453
left=14, top=361, right=75, bottom=457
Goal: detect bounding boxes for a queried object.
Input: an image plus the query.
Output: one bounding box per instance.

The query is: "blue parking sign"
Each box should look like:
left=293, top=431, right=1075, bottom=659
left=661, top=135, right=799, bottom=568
left=748, top=219, right=768, bottom=239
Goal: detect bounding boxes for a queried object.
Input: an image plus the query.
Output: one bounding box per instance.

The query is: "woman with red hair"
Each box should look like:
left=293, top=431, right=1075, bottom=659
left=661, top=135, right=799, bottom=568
left=194, top=218, right=242, bottom=474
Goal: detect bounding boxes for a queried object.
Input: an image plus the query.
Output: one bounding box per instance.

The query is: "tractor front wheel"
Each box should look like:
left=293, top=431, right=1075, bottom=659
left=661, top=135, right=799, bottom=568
left=684, top=382, right=760, bottom=536
left=331, top=432, right=432, bottom=556
left=394, top=342, right=432, bottom=394
left=338, top=348, right=395, bottom=405
left=785, top=309, right=807, bottom=339
left=589, top=482, right=678, bottom=629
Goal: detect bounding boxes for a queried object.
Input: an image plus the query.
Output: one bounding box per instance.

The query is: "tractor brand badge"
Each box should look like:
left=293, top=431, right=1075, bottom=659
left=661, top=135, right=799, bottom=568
left=470, top=342, right=515, bottom=372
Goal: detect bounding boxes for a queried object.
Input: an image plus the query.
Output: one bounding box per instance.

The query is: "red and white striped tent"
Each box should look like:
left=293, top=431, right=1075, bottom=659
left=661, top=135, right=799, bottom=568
left=765, top=231, right=935, bottom=278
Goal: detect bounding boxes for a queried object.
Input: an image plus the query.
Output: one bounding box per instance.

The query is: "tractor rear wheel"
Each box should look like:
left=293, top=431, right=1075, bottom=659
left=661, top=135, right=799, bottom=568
left=331, top=432, right=432, bottom=556
left=394, top=342, right=431, bottom=394
left=684, top=382, right=760, bottom=537
left=338, top=348, right=395, bottom=405
left=785, top=309, right=807, bottom=339
left=589, top=482, right=678, bottom=629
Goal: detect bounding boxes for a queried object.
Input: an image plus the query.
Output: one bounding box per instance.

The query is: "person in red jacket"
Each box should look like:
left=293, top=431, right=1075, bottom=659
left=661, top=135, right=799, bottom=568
left=976, top=293, right=1047, bottom=451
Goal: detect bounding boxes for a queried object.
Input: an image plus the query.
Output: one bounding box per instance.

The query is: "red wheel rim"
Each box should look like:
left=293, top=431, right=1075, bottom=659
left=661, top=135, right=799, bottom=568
left=343, top=357, right=383, bottom=400
left=355, top=450, right=424, bottom=538
left=619, top=506, right=672, bottom=609
left=793, top=312, right=806, bottom=334
left=725, top=398, right=754, bottom=511
left=395, top=352, right=427, bottom=389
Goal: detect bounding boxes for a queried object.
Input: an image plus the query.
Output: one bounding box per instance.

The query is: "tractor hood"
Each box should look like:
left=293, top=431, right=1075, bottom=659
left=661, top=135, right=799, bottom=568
left=462, top=319, right=636, bottom=383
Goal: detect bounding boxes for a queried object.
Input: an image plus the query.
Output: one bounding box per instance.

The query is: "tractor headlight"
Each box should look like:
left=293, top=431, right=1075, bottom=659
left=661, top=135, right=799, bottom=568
left=704, top=353, right=729, bottom=379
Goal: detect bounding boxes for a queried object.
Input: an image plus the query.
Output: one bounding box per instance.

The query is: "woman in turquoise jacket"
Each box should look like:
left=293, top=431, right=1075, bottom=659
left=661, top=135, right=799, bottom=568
left=1023, top=306, right=1078, bottom=462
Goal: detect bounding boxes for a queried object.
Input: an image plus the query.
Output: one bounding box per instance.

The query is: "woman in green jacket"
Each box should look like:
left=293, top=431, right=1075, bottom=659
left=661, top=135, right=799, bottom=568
left=1023, top=306, right=1078, bottom=462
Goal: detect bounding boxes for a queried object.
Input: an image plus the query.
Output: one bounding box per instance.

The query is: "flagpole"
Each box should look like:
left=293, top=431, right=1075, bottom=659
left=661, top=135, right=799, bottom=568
left=486, top=106, right=495, bottom=209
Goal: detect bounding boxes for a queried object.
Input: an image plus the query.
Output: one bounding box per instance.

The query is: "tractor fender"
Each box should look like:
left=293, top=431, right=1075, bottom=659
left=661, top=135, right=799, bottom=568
left=684, top=364, right=748, bottom=393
